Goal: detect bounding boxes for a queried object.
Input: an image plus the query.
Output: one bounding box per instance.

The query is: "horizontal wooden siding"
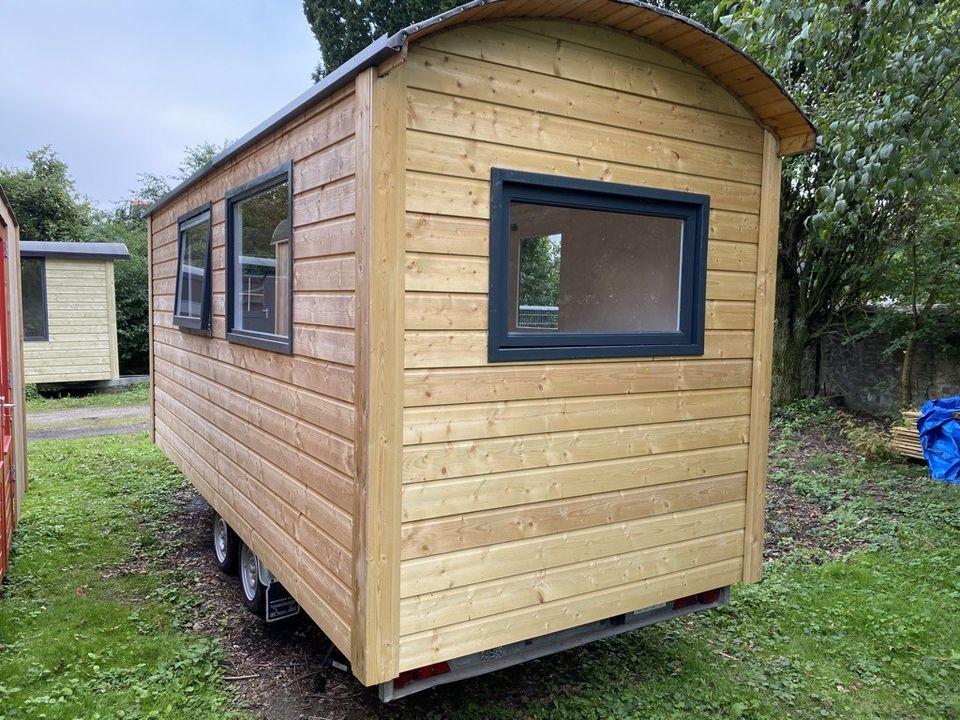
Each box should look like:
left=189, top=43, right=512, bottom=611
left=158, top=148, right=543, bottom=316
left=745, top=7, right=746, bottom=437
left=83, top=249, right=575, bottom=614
left=24, top=258, right=118, bottom=383
left=150, top=86, right=359, bottom=657
left=397, top=19, right=764, bottom=670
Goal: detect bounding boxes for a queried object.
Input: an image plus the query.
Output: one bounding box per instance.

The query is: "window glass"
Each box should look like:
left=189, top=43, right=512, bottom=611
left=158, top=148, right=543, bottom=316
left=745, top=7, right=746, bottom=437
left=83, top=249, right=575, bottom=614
left=509, top=204, right=683, bottom=334
left=228, top=172, right=291, bottom=349
left=488, top=169, right=708, bottom=362
left=174, top=211, right=211, bottom=328
left=21, top=257, right=47, bottom=340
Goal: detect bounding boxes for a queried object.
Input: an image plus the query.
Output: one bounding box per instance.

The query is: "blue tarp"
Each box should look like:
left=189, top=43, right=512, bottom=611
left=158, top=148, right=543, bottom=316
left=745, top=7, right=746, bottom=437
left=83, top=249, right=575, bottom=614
left=917, top=397, right=960, bottom=483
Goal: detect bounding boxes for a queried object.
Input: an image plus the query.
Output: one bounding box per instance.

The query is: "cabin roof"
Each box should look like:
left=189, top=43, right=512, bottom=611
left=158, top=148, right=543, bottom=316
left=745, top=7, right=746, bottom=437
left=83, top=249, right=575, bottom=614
left=20, top=241, right=130, bottom=261
left=145, top=0, right=816, bottom=217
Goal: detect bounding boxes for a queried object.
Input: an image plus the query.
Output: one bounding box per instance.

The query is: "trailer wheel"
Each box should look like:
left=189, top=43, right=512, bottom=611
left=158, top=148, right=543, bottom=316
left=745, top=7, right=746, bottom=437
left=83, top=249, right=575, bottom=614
left=238, top=542, right=265, bottom=615
left=212, top=515, right=239, bottom=574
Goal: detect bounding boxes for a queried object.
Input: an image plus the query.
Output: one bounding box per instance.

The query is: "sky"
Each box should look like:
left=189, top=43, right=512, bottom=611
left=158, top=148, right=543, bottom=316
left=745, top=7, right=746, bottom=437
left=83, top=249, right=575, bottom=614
left=0, top=1, right=320, bottom=209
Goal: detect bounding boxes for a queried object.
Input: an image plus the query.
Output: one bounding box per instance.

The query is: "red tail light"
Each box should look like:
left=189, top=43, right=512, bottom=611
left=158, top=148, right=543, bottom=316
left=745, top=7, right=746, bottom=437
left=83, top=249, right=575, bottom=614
left=394, top=661, right=451, bottom=689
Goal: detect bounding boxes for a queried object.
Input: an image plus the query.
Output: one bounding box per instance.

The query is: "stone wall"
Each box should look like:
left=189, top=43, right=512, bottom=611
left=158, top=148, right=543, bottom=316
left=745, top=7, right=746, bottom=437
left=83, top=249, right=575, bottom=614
left=803, top=332, right=960, bottom=417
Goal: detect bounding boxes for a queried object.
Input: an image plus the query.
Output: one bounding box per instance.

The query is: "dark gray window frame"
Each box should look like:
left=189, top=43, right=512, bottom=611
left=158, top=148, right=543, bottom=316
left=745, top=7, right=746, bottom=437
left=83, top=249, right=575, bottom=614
left=224, top=161, right=294, bottom=354
left=21, top=256, right=48, bottom=342
left=173, top=202, right=213, bottom=333
left=488, top=168, right=710, bottom=362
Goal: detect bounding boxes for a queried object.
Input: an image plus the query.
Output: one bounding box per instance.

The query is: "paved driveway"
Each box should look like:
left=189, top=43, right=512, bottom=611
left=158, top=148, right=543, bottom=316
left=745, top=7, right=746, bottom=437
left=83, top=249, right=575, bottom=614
left=27, top=404, right=151, bottom=440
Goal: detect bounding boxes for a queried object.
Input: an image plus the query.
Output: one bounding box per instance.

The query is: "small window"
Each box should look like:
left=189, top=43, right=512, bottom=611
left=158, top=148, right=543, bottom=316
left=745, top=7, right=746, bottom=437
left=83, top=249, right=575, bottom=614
left=21, top=257, right=48, bottom=341
left=225, top=162, right=293, bottom=353
left=489, top=169, right=709, bottom=361
left=174, top=204, right=213, bottom=331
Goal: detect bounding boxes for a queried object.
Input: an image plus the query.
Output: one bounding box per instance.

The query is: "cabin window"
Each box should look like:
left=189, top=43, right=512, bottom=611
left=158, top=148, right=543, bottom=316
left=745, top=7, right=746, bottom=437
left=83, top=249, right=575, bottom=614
left=225, top=162, right=293, bottom=353
left=488, top=169, right=709, bottom=361
left=174, top=204, right=213, bottom=331
left=21, top=257, right=48, bottom=341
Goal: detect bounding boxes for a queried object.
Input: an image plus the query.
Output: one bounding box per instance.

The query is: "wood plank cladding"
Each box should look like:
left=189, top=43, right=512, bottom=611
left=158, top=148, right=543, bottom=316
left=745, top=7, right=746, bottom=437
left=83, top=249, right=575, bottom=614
left=397, top=20, right=769, bottom=670
left=24, top=259, right=118, bottom=384
left=149, top=85, right=359, bottom=660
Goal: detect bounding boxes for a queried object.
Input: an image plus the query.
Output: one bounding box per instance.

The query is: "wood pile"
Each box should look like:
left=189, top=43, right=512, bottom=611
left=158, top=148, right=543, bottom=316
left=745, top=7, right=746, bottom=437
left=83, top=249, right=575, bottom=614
left=892, top=411, right=924, bottom=460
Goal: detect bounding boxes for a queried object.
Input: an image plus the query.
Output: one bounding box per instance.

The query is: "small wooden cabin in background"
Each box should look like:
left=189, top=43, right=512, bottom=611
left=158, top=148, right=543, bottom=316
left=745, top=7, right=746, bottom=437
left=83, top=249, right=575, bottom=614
left=0, top=185, right=28, bottom=584
left=145, top=0, right=815, bottom=691
left=20, top=241, right=128, bottom=385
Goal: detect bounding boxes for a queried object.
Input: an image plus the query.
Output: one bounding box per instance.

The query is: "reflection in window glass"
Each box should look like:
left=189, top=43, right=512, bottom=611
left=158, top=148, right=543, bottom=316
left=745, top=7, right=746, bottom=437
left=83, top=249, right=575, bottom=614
left=231, top=181, right=290, bottom=340
left=21, top=257, right=47, bottom=340
left=509, top=203, right=683, bottom=334
left=517, top=233, right=561, bottom=329
left=175, top=212, right=211, bottom=327
left=233, top=183, right=290, bottom=336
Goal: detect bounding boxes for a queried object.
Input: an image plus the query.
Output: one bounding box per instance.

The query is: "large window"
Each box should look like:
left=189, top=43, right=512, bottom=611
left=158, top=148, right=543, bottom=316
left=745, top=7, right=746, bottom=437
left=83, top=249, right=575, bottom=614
left=488, top=169, right=709, bottom=361
left=174, top=203, right=212, bottom=331
left=21, top=257, right=47, bottom=341
left=225, top=162, right=293, bottom=352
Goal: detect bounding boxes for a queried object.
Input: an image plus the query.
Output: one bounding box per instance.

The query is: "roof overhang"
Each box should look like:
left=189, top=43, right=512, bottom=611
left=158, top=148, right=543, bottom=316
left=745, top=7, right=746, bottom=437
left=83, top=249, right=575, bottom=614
left=145, top=0, right=816, bottom=217
left=20, top=241, right=130, bottom=261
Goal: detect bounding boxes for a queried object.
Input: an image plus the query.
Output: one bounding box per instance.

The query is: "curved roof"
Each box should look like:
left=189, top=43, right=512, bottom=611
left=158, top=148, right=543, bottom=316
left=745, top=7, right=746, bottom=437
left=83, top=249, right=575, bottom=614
left=147, top=0, right=815, bottom=216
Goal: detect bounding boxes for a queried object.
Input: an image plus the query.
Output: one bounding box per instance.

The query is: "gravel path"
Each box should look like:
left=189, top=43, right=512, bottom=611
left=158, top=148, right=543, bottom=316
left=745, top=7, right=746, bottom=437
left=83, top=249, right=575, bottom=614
left=28, top=404, right=151, bottom=440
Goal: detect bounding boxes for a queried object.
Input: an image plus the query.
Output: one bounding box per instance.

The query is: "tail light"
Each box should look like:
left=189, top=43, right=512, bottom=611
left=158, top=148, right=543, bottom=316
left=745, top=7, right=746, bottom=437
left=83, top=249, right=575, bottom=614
left=393, top=661, right=451, bottom=689
left=673, top=588, right=722, bottom=610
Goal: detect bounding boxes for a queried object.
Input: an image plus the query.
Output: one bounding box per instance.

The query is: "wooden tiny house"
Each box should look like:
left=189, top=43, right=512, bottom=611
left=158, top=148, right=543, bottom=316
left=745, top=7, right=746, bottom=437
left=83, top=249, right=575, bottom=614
left=144, top=0, right=814, bottom=692
left=20, top=241, right=129, bottom=385
left=0, top=185, right=29, bottom=584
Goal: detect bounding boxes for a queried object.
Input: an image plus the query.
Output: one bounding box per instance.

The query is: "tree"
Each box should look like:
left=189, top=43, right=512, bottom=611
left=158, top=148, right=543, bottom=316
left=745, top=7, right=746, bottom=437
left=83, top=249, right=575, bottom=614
left=0, top=146, right=92, bottom=241
left=715, top=0, right=960, bottom=404
left=858, top=179, right=960, bottom=408
left=303, top=0, right=459, bottom=80
left=99, top=141, right=231, bottom=375
left=135, top=140, right=230, bottom=205
left=518, top=235, right=561, bottom=308
left=86, top=211, right=151, bottom=375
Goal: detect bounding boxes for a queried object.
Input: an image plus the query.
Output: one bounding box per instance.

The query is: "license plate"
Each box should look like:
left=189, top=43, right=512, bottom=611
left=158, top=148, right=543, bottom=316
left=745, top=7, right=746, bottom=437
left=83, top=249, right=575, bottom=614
left=265, top=581, right=301, bottom=623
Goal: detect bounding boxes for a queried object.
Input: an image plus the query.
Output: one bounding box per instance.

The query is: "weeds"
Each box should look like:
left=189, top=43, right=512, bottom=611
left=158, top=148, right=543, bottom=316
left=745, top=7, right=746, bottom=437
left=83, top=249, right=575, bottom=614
left=0, top=435, right=240, bottom=720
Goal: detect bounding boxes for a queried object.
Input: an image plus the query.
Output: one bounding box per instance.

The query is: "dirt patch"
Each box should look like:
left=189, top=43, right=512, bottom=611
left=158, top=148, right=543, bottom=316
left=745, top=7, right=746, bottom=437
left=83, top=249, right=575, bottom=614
left=159, top=488, right=570, bottom=719
left=763, top=418, right=865, bottom=563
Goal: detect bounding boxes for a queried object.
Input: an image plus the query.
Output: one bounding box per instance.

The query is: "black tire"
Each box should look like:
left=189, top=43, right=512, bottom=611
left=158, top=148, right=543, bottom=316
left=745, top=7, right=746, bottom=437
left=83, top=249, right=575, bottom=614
left=212, top=514, right=239, bottom=574
left=238, top=541, right=265, bottom=615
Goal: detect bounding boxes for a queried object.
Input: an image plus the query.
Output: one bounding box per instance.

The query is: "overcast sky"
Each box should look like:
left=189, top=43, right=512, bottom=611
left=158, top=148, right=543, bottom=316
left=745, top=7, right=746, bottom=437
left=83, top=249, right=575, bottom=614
left=0, top=1, right=320, bottom=209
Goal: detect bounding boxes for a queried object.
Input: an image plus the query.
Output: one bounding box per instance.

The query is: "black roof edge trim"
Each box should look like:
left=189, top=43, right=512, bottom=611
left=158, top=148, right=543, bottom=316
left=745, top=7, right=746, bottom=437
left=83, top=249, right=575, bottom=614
left=20, top=241, right=130, bottom=260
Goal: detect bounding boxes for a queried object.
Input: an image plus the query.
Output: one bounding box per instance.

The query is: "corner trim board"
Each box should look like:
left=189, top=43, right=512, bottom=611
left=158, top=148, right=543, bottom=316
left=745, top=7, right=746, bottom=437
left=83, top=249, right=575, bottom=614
left=352, top=63, right=406, bottom=685
left=743, top=130, right=781, bottom=583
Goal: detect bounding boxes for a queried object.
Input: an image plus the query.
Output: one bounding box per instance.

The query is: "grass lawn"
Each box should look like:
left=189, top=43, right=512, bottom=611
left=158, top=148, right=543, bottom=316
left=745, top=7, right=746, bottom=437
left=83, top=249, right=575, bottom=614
left=0, top=434, right=240, bottom=720
left=25, top=383, right=150, bottom=413
left=1, top=403, right=958, bottom=719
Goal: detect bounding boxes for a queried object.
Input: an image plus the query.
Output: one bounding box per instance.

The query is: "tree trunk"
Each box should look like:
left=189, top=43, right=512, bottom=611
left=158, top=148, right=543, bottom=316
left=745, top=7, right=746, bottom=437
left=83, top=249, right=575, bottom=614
left=899, top=338, right=915, bottom=409
left=772, top=234, right=807, bottom=407
left=773, top=320, right=807, bottom=406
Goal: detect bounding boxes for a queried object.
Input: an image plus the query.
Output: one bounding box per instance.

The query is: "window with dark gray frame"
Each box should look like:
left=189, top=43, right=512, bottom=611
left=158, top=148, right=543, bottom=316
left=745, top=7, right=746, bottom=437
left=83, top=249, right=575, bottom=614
left=21, top=257, right=48, bottom=341
left=488, top=169, right=710, bottom=362
left=225, top=161, right=293, bottom=353
left=174, top=203, right=213, bottom=331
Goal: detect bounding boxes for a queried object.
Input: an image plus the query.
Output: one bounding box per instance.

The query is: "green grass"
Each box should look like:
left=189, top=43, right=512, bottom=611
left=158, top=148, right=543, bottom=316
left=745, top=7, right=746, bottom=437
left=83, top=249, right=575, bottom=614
left=25, top=383, right=150, bottom=413
left=2, top=403, right=960, bottom=719
left=0, top=434, right=241, bottom=720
